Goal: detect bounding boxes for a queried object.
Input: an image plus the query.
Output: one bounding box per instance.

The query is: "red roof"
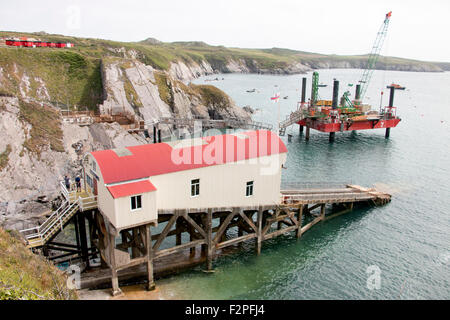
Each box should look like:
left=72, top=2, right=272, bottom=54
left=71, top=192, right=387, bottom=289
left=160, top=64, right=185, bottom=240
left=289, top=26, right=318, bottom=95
left=91, top=130, right=287, bottom=185
left=107, top=180, right=156, bottom=199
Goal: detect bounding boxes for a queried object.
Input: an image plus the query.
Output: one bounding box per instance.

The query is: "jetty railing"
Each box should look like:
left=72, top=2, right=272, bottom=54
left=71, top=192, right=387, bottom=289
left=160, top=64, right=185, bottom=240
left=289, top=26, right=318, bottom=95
left=281, top=181, right=354, bottom=190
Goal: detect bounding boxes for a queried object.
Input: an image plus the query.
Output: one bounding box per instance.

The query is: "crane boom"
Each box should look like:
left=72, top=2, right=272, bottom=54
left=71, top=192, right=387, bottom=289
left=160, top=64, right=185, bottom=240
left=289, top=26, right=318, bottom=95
left=358, top=11, right=392, bottom=101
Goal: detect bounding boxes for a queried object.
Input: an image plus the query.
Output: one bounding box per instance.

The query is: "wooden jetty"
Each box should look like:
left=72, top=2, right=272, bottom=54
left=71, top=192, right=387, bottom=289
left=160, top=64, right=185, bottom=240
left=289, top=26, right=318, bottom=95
left=74, top=183, right=390, bottom=291
left=19, top=130, right=391, bottom=296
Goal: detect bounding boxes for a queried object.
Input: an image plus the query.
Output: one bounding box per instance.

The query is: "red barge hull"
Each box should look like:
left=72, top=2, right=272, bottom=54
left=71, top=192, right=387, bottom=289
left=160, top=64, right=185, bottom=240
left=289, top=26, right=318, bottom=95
left=298, top=118, right=401, bottom=133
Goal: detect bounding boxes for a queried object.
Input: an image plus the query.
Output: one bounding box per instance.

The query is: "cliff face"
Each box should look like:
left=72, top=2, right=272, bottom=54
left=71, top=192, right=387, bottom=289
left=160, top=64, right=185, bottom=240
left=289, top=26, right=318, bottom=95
left=0, top=46, right=252, bottom=229
left=0, top=96, right=149, bottom=230
left=99, top=57, right=250, bottom=124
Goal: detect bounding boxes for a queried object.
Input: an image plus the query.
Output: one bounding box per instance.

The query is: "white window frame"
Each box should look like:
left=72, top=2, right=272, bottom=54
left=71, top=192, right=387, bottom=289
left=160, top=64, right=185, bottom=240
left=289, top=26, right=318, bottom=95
left=246, top=181, right=254, bottom=197
left=130, top=195, right=142, bottom=211
left=191, top=179, right=200, bottom=197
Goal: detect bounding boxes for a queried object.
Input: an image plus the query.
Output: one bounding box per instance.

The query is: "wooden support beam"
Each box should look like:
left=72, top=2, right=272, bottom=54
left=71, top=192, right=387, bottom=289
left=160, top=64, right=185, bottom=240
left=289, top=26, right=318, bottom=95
left=154, top=239, right=205, bottom=259
left=131, top=228, right=139, bottom=258
left=73, top=216, right=80, bottom=250
left=300, top=216, right=322, bottom=234
left=296, top=205, right=303, bottom=238
left=189, top=224, right=195, bottom=256
left=308, top=203, right=321, bottom=213
left=320, top=204, right=326, bottom=221
left=213, top=209, right=237, bottom=245
left=77, top=212, right=90, bottom=268
left=216, top=233, right=257, bottom=249
left=175, top=217, right=182, bottom=246
left=153, top=213, right=178, bottom=252
left=238, top=210, right=257, bottom=232
left=263, top=225, right=298, bottom=241
left=206, top=209, right=213, bottom=271
left=183, top=212, right=207, bottom=238
left=109, top=233, right=121, bottom=296
left=256, top=207, right=263, bottom=255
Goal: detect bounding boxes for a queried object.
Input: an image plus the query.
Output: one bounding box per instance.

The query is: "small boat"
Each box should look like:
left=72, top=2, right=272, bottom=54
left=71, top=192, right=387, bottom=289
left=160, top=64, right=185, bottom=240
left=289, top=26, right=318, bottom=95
left=283, top=96, right=288, bottom=99
left=246, top=89, right=256, bottom=93
left=317, top=83, right=327, bottom=87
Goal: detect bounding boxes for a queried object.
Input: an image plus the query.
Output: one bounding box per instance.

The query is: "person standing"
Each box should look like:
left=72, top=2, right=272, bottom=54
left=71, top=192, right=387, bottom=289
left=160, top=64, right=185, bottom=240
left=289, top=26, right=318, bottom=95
left=64, top=175, right=71, bottom=191
left=75, top=175, right=81, bottom=192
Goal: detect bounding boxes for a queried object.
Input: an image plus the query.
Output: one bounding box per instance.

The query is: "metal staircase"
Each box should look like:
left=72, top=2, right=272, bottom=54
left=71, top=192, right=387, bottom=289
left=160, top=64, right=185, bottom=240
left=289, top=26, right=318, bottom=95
left=20, top=200, right=80, bottom=248
left=20, top=184, right=98, bottom=249
left=278, top=109, right=306, bottom=136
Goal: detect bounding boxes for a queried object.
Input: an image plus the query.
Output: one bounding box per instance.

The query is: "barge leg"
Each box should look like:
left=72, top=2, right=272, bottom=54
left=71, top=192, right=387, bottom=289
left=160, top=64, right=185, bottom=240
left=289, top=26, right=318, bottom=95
left=329, top=132, right=335, bottom=142
left=385, top=128, right=390, bottom=138
left=299, top=125, right=304, bottom=134
left=305, top=126, right=310, bottom=141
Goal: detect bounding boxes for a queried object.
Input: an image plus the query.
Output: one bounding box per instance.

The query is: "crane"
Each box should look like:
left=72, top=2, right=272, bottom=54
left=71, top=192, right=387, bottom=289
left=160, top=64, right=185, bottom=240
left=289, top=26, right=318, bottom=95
left=358, top=11, right=392, bottom=101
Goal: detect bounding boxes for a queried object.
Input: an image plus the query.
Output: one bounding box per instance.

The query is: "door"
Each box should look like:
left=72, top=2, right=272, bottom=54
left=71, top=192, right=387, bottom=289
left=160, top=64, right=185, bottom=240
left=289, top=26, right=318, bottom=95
left=93, top=178, right=98, bottom=196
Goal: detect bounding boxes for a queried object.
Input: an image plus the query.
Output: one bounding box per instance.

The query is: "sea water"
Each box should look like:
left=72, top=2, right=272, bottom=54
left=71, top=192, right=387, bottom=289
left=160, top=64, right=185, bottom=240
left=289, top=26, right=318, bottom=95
left=153, top=69, right=450, bottom=299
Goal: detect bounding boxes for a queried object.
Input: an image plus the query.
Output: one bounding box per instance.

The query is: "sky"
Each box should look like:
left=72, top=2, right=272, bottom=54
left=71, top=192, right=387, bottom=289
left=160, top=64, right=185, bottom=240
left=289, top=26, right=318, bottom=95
left=1, top=0, right=449, bottom=62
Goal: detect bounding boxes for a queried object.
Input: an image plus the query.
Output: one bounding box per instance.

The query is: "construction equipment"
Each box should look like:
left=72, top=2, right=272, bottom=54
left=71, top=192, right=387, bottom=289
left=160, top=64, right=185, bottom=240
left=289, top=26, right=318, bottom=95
left=358, top=11, right=392, bottom=101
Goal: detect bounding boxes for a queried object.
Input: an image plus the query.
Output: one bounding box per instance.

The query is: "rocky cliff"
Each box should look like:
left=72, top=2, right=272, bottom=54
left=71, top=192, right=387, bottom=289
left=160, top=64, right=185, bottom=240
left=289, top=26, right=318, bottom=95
left=0, top=44, right=251, bottom=230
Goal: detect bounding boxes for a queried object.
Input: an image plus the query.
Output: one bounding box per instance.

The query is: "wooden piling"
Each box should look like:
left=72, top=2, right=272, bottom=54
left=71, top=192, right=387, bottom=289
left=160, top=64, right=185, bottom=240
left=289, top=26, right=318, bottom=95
left=206, top=209, right=213, bottom=271
left=256, top=206, right=263, bottom=255
left=145, top=225, right=155, bottom=291
left=296, top=205, right=303, bottom=238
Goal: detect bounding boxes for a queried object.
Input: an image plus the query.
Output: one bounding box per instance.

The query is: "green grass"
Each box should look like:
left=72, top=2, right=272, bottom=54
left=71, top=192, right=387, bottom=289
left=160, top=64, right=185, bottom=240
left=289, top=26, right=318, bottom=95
left=0, top=228, right=77, bottom=300
left=18, top=99, right=64, bottom=157
left=0, top=47, right=103, bottom=109
left=0, top=144, right=11, bottom=171
left=192, top=84, right=230, bottom=108
left=154, top=71, right=174, bottom=107
left=0, top=30, right=446, bottom=114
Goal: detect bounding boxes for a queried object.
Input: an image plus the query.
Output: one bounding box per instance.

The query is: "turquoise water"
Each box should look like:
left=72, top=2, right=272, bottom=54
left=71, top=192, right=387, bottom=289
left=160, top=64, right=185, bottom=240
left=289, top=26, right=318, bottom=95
left=155, top=69, right=450, bottom=299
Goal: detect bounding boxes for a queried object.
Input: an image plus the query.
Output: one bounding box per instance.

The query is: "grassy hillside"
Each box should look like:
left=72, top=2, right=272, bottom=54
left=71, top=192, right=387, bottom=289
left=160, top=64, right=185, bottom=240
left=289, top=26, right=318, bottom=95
left=0, top=227, right=77, bottom=300
left=0, top=46, right=103, bottom=109
left=1, top=31, right=446, bottom=73
left=0, top=30, right=447, bottom=110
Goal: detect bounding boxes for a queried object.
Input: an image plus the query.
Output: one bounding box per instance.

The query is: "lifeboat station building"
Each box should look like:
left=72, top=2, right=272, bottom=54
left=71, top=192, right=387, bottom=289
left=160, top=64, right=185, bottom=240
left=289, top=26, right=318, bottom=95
left=86, top=130, right=287, bottom=295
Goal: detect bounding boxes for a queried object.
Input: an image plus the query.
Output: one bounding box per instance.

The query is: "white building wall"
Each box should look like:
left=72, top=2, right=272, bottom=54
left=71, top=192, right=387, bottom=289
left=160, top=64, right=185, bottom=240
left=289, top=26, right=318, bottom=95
left=149, top=153, right=286, bottom=210
left=90, top=152, right=286, bottom=229
left=114, top=191, right=157, bottom=230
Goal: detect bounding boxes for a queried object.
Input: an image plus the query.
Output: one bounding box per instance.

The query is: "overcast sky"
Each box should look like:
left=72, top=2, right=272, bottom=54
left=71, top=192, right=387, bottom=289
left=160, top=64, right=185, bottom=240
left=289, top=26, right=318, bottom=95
left=1, top=0, right=449, bottom=62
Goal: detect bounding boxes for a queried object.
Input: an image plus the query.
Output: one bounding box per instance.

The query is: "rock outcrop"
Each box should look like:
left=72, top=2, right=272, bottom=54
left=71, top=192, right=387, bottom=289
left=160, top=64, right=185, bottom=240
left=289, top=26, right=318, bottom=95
left=0, top=49, right=252, bottom=229
left=0, top=96, right=152, bottom=230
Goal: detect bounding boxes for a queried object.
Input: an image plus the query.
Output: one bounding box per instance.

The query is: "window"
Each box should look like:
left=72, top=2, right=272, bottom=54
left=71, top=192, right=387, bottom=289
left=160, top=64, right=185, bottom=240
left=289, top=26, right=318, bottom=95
left=86, top=175, right=92, bottom=188
left=131, top=195, right=142, bottom=211
left=246, top=181, right=254, bottom=197
left=191, top=179, right=200, bottom=197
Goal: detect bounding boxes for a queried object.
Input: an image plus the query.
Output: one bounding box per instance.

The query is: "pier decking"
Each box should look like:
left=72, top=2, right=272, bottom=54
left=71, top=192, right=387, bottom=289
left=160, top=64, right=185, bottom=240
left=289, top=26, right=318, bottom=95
left=19, top=179, right=390, bottom=294
left=70, top=183, right=389, bottom=292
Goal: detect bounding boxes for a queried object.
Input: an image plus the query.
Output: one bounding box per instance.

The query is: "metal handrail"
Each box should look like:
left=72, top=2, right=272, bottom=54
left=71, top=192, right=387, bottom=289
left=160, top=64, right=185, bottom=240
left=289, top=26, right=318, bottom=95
left=281, top=181, right=354, bottom=190
left=282, top=192, right=373, bottom=203
left=19, top=192, right=98, bottom=247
